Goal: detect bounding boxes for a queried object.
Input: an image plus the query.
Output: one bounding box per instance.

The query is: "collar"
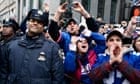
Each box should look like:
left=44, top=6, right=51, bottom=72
left=18, top=33, right=45, bottom=48
left=1, top=35, right=16, bottom=45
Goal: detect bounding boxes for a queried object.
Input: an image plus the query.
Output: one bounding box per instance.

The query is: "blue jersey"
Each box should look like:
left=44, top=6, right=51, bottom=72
left=90, top=51, right=140, bottom=84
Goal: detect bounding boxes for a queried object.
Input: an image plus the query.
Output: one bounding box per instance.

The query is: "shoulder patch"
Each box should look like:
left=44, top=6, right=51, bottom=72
left=58, top=49, right=65, bottom=59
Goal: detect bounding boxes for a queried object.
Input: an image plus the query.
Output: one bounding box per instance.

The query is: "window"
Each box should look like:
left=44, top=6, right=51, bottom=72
left=82, top=0, right=90, bottom=12
left=30, top=0, right=33, bottom=9
left=110, top=0, right=117, bottom=23
left=97, top=0, right=105, bottom=18
left=60, top=0, right=66, bottom=4
left=39, top=0, right=44, bottom=10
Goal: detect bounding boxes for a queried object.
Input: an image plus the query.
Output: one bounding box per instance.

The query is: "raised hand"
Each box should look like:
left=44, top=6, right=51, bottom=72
left=53, top=2, right=68, bottom=22
left=42, top=2, right=49, bottom=12
left=109, top=45, right=123, bottom=65
left=57, top=2, right=68, bottom=14
left=71, top=1, right=84, bottom=13
left=72, top=1, right=90, bottom=18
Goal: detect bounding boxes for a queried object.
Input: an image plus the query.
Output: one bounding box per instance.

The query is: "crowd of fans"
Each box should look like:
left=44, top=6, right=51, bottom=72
left=0, top=1, right=140, bottom=84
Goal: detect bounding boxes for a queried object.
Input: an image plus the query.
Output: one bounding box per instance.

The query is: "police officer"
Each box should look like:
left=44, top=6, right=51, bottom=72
left=0, top=18, right=19, bottom=44
left=0, top=18, right=19, bottom=84
left=0, top=9, right=64, bottom=84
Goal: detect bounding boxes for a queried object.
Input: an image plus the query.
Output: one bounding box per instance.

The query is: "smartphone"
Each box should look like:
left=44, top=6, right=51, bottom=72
left=136, top=16, right=140, bottom=27
left=72, top=3, right=78, bottom=8
left=135, top=16, right=140, bottom=34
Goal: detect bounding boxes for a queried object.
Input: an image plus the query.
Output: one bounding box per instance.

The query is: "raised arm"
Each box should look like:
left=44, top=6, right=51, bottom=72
left=72, top=1, right=99, bottom=32
left=48, top=2, right=68, bottom=41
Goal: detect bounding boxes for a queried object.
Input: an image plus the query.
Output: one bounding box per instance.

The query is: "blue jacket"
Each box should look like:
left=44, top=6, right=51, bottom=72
left=89, top=51, right=140, bottom=84
left=0, top=34, right=64, bottom=84
left=64, top=32, right=105, bottom=84
left=64, top=50, right=96, bottom=84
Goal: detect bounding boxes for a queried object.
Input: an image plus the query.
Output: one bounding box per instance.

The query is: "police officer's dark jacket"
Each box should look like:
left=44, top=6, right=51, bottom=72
left=0, top=33, right=64, bottom=84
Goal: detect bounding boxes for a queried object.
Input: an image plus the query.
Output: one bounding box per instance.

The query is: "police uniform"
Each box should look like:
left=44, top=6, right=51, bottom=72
left=0, top=9, right=64, bottom=84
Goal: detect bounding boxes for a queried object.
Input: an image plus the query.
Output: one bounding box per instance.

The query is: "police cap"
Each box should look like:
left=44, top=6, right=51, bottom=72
left=28, top=9, right=48, bottom=26
left=3, top=18, right=19, bottom=32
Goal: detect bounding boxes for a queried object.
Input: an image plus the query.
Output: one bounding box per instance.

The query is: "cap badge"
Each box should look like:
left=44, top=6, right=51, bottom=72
left=38, top=10, right=43, bottom=15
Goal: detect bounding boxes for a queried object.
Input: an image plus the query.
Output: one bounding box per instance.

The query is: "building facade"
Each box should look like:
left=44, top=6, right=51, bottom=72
left=0, top=0, right=16, bottom=22
left=0, top=0, right=134, bottom=24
